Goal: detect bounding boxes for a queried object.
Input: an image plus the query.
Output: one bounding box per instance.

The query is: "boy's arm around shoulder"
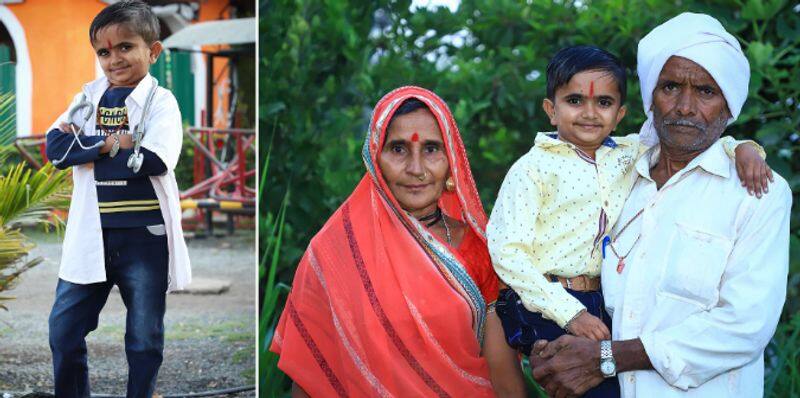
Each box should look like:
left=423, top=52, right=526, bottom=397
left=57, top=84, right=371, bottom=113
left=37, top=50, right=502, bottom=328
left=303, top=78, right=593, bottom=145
left=719, top=135, right=773, bottom=197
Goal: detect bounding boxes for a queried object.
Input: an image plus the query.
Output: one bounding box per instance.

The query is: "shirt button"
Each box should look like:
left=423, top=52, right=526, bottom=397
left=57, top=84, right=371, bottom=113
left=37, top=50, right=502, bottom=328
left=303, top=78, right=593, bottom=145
left=604, top=200, right=609, bottom=206
left=628, top=374, right=635, bottom=383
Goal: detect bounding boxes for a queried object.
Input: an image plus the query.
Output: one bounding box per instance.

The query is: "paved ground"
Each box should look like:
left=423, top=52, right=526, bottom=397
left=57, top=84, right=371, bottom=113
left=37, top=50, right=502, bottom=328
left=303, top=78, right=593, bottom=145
left=0, top=229, right=256, bottom=397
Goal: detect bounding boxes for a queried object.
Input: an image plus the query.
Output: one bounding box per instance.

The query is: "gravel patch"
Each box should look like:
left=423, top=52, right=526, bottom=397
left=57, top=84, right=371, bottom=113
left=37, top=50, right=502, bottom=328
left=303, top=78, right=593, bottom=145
left=0, top=229, right=256, bottom=397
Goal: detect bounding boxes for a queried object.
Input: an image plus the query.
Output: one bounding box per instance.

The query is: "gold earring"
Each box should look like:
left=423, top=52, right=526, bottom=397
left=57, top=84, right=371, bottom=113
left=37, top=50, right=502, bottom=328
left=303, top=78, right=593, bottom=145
left=445, top=177, right=455, bottom=192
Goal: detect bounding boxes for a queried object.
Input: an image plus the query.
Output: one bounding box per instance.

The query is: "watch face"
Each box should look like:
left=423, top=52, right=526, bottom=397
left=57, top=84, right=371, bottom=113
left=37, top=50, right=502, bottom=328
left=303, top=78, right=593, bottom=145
left=601, top=361, right=616, bottom=375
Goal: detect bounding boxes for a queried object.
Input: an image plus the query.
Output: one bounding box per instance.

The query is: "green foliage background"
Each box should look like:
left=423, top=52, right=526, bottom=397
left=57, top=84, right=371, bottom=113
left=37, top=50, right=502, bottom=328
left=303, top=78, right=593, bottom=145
left=261, top=0, right=800, bottom=396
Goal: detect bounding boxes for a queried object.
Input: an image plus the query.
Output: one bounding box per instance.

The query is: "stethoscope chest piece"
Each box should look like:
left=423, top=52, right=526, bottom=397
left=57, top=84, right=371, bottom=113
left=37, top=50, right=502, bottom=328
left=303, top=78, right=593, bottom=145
left=127, top=151, right=144, bottom=173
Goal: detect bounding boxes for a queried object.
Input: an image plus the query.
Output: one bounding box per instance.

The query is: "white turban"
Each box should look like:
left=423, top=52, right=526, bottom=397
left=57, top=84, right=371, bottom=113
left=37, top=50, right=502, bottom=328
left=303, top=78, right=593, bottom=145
left=637, top=12, right=751, bottom=146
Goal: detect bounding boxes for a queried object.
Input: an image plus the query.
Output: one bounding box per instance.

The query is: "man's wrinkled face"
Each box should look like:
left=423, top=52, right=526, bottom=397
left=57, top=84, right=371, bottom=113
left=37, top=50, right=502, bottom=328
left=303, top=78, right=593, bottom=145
left=652, top=56, right=731, bottom=152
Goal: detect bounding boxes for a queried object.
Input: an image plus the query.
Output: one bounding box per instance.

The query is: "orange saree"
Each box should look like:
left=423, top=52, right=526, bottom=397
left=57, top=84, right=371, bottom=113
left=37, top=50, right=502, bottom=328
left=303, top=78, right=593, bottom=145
left=270, top=86, right=498, bottom=397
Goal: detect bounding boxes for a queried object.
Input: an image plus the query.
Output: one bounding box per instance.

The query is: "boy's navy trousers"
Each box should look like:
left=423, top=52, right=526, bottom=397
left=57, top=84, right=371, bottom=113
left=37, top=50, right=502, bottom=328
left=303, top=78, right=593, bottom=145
left=496, top=287, right=621, bottom=398
left=49, top=226, right=169, bottom=398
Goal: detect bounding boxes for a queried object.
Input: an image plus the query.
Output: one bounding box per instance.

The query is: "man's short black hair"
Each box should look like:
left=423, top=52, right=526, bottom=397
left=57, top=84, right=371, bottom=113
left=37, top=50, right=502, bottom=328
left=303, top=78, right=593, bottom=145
left=546, top=45, right=627, bottom=103
left=89, top=0, right=160, bottom=44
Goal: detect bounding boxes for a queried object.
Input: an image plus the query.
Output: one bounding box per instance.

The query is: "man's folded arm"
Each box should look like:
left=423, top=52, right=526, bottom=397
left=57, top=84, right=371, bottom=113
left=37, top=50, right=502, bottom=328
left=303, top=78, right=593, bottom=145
left=46, top=129, right=106, bottom=169
left=93, top=147, right=167, bottom=181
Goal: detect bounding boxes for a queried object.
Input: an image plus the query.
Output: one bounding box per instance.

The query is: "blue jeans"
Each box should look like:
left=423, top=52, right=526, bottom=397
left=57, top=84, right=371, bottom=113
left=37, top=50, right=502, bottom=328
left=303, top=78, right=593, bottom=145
left=496, top=287, right=620, bottom=398
left=49, top=226, right=169, bottom=398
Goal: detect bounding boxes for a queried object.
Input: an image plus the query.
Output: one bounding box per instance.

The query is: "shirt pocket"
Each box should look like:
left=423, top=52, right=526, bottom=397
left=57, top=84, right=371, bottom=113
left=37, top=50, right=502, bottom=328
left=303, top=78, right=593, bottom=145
left=146, top=224, right=167, bottom=236
left=656, top=222, right=733, bottom=309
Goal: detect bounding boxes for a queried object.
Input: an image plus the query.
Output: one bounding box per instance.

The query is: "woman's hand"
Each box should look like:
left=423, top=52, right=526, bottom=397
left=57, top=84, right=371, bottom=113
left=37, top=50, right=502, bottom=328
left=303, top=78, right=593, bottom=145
left=735, top=143, right=773, bottom=198
left=566, top=311, right=610, bottom=341
left=483, top=310, right=527, bottom=398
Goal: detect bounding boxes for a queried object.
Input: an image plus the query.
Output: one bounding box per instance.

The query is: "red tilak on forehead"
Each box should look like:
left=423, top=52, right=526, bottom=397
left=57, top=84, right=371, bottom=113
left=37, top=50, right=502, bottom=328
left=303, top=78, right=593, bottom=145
left=411, top=132, right=419, bottom=142
left=589, top=81, right=595, bottom=99
left=107, top=40, right=113, bottom=50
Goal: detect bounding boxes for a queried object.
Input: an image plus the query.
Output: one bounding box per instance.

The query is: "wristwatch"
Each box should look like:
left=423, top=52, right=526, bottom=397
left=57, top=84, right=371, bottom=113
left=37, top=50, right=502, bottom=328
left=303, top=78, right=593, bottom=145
left=109, top=134, right=120, bottom=158
left=600, top=340, right=617, bottom=378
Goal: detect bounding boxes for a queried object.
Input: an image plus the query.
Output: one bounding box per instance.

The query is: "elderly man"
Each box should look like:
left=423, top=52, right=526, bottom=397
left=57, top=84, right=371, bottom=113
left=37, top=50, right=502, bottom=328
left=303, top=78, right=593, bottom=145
left=530, top=12, right=791, bottom=397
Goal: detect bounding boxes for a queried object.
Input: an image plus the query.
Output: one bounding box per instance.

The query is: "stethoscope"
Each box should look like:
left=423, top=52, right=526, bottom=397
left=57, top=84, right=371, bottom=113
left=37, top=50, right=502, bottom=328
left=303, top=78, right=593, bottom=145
left=51, top=77, right=159, bottom=173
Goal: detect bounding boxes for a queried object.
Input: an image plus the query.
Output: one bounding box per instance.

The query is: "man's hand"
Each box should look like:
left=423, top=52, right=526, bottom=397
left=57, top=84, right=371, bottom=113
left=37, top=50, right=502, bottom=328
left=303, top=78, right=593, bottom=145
left=117, top=134, right=134, bottom=149
left=58, top=122, right=77, bottom=134
left=530, top=335, right=604, bottom=398
left=99, top=134, right=134, bottom=155
left=735, top=143, right=773, bottom=198
left=566, top=311, right=610, bottom=341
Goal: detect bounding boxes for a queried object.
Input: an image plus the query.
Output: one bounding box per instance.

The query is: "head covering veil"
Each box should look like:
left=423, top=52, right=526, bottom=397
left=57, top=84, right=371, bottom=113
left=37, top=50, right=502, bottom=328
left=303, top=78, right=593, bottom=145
left=270, top=86, right=495, bottom=397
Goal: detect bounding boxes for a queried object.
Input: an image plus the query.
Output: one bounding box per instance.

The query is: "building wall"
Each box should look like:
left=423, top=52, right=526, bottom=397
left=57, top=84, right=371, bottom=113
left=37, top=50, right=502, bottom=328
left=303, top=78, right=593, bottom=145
left=2, top=0, right=232, bottom=135
left=7, top=1, right=103, bottom=134
left=198, top=0, right=233, bottom=129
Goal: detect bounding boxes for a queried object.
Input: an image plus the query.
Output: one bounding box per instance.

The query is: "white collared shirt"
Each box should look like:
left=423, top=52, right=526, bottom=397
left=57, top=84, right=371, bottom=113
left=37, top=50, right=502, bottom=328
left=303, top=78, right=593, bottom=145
left=487, top=132, right=641, bottom=327
left=50, top=74, right=191, bottom=291
left=601, top=139, right=790, bottom=397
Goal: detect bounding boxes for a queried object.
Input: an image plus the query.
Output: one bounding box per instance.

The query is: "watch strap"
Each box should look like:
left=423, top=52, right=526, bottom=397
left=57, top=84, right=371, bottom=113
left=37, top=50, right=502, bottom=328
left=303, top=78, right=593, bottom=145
left=599, top=340, right=616, bottom=378
left=600, top=340, right=613, bottom=360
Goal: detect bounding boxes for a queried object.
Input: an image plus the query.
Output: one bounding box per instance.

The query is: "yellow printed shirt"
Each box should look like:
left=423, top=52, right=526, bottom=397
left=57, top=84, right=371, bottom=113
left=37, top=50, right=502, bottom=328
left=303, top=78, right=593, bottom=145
left=486, top=132, right=754, bottom=327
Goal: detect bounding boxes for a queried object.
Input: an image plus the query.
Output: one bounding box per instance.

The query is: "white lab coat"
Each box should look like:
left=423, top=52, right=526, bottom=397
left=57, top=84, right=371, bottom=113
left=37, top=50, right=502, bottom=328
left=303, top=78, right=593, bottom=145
left=50, top=74, right=191, bottom=291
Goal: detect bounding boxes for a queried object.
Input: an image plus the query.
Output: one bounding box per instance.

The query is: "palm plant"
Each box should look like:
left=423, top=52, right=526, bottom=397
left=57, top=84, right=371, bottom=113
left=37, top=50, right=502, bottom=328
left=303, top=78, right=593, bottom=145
left=0, top=92, right=15, bottom=146
left=0, top=92, right=70, bottom=310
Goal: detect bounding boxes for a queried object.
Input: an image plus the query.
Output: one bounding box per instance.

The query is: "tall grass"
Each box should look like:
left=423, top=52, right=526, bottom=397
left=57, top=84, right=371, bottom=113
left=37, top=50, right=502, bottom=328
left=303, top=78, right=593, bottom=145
left=765, top=313, right=800, bottom=397
left=259, top=126, right=292, bottom=397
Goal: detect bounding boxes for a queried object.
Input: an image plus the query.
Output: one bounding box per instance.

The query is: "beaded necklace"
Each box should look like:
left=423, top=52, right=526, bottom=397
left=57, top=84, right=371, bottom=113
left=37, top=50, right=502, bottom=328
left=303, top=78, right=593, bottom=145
left=418, top=207, right=452, bottom=245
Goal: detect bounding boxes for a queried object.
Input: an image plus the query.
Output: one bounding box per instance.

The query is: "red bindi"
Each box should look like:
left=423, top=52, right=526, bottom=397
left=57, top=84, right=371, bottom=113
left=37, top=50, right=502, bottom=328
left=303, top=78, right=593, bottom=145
left=107, top=40, right=113, bottom=50
left=411, top=132, right=419, bottom=142
left=589, top=81, right=595, bottom=99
